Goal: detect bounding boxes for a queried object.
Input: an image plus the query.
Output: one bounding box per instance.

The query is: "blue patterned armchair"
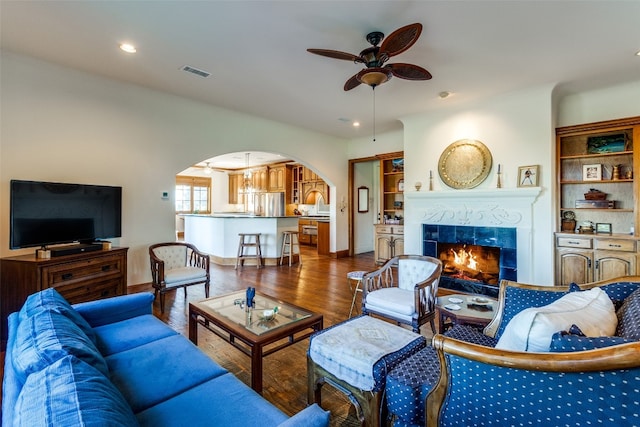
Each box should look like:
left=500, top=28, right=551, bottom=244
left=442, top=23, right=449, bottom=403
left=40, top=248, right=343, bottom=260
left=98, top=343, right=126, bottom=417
left=424, top=276, right=640, bottom=427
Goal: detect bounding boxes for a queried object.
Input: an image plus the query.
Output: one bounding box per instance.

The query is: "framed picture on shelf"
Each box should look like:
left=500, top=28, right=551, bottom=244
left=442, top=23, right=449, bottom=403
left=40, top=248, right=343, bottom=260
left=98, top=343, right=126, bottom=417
left=517, top=165, right=539, bottom=187
left=397, top=179, right=404, bottom=192
left=391, top=158, right=404, bottom=172
left=582, top=164, right=602, bottom=181
left=596, top=223, right=612, bottom=234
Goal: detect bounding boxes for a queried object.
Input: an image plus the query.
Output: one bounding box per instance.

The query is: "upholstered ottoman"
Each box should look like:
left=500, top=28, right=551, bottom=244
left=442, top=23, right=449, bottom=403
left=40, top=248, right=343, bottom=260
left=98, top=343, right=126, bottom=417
left=308, top=315, right=426, bottom=427
left=385, top=326, right=498, bottom=427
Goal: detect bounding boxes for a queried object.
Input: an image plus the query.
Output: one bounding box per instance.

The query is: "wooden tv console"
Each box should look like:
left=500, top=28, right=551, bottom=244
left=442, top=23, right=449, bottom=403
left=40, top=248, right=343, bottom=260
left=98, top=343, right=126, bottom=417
left=0, top=247, right=128, bottom=345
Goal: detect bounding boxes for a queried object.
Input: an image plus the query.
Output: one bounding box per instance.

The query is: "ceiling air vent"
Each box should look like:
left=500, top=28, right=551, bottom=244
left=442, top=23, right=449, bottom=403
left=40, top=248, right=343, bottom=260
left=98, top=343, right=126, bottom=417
left=181, top=65, right=211, bottom=78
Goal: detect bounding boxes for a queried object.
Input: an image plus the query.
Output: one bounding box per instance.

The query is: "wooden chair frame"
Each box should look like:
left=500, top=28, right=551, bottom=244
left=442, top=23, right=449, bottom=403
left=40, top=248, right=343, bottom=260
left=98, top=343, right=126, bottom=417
left=149, top=242, right=210, bottom=312
left=362, top=254, right=442, bottom=333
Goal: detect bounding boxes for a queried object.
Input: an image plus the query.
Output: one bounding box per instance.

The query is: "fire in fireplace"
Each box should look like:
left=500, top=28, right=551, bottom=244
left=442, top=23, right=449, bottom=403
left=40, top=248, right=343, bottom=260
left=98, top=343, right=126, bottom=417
left=438, top=243, right=500, bottom=286
left=422, top=224, right=517, bottom=298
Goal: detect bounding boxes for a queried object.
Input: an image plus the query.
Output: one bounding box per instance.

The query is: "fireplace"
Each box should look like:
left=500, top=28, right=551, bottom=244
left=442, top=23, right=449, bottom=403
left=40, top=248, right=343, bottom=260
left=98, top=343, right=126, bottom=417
left=423, top=224, right=517, bottom=298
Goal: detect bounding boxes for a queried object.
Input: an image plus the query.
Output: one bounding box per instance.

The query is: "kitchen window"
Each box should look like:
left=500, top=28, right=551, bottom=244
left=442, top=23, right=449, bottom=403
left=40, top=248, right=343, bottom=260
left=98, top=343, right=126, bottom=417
left=176, top=176, right=211, bottom=214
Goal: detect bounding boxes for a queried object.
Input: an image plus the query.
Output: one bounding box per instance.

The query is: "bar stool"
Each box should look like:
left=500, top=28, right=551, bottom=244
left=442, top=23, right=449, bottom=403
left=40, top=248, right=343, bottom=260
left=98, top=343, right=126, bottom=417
left=235, top=233, right=262, bottom=269
left=347, top=270, right=367, bottom=318
left=280, top=230, right=301, bottom=266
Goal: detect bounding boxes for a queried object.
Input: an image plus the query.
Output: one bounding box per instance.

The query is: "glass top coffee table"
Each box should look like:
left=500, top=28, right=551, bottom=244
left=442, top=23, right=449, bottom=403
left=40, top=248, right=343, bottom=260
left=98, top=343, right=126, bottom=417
left=189, top=290, right=323, bottom=394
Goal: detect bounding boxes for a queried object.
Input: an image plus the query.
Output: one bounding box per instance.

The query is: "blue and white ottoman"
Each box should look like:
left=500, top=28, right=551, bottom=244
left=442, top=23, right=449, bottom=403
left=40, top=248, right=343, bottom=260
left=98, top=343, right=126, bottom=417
left=308, top=315, right=426, bottom=427
left=385, top=325, right=498, bottom=427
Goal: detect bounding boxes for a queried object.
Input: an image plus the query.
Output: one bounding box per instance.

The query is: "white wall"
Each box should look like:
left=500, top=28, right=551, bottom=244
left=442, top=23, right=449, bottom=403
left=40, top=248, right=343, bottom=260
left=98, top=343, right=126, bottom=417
left=556, top=80, right=640, bottom=127
left=0, top=52, right=350, bottom=285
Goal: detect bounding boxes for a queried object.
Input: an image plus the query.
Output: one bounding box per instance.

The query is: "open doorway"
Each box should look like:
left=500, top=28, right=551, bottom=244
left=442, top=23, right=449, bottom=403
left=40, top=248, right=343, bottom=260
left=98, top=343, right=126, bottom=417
left=348, top=157, right=379, bottom=255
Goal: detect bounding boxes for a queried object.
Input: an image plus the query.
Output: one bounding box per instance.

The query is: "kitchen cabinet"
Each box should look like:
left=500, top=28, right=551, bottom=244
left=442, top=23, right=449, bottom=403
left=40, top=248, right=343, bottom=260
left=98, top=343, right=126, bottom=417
left=228, top=172, right=245, bottom=204
left=317, top=221, right=330, bottom=255
left=555, top=234, right=637, bottom=285
left=268, top=164, right=287, bottom=192
left=374, top=225, right=404, bottom=264
left=298, top=219, right=318, bottom=246
left=251, top=167, right=268, bottom=192
left=291, top=165, right=303, bottom=203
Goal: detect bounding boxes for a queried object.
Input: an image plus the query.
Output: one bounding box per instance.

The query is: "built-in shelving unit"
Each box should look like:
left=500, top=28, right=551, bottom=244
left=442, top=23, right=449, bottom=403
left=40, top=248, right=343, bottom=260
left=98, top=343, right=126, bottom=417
left=379, top=152, right=404, bottom=223
left=555, top=116, right=640, bottom=286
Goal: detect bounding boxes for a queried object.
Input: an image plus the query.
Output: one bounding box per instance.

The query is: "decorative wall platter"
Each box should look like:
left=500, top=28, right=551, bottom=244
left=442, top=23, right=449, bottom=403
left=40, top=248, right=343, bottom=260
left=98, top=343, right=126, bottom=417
left=438, top=139, right=493, bottom=189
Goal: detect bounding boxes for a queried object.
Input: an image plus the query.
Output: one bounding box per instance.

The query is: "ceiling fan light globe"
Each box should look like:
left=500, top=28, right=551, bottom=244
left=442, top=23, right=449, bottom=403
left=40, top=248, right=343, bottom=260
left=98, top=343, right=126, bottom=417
left=357, top=68, right=392, bottom=87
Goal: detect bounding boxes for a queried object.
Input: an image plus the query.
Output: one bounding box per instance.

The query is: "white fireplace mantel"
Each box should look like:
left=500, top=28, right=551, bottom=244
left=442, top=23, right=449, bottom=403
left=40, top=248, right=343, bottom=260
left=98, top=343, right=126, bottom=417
left=404, top=187, right=543, bottom=283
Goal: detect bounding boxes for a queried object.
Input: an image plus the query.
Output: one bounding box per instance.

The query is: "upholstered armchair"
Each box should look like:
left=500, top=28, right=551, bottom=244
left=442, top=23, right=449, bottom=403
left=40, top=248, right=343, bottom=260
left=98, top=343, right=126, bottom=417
left=361, top=255, right=442, bottom=333
left=149, top=242, right=210, bottom=313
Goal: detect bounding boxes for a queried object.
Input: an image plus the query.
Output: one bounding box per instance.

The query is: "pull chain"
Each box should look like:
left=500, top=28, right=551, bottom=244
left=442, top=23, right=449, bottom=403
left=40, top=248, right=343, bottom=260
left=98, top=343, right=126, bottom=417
left=372, top=87, right=376, bottom=142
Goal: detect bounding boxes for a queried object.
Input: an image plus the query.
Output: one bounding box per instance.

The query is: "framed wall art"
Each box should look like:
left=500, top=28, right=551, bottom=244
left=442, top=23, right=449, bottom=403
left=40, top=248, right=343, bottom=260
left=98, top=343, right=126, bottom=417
left=517, top=165, right=539, bottom=187
left=357, top=186, right=369, bottom=213
left=583, top=164, right=602, bottom=181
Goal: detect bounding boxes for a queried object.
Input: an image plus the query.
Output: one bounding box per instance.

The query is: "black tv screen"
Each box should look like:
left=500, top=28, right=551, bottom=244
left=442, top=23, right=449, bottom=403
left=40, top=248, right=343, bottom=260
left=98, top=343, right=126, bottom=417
left=10, top=180, right=122, bottom=249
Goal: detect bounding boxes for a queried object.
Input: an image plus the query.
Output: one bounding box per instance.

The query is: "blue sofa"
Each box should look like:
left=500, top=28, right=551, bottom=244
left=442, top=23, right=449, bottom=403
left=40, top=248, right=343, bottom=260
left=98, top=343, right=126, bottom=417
left=386, top=276, right=640, bottom=427
left=2, top=289, right=329, bottom=427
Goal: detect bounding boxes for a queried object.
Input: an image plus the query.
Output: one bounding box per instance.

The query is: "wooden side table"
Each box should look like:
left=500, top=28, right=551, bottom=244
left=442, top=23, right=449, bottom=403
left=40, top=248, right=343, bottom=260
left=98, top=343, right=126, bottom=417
left=436, top=293, right=497, bottom=334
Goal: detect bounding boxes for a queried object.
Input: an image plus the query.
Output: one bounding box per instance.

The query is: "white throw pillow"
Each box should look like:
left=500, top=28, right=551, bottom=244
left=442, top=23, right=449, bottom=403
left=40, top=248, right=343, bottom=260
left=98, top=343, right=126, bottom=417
left=495, top=287, right=617, bottom=352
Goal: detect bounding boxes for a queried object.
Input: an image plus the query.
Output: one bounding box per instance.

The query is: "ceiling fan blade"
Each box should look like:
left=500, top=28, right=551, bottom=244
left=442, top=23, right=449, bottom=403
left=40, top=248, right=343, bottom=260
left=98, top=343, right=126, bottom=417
left=379, top=23, right=423, bottom=58
left=344, top=73, right=362, bottom=91
left=307, top=49, right=363, bottom=63
left=386, top=63, right=432, bottom=80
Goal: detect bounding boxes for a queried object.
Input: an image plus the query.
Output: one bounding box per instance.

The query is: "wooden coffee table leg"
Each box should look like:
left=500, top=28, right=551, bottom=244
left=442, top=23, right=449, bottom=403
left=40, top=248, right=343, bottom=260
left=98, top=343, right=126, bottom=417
left=188, top=310, right=198, bottom=344
left=251, top=343, right=263, bottom=394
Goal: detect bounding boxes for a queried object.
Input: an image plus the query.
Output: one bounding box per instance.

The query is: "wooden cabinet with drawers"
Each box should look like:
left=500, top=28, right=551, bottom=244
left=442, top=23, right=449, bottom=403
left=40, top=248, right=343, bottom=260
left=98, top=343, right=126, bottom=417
left=1, top=247, right=128, bottom=344
left=374, top=224, right=404, bottom=264
left=298, top=219, right=318, bottom=246
left=555, top=234, right=637, bottom=285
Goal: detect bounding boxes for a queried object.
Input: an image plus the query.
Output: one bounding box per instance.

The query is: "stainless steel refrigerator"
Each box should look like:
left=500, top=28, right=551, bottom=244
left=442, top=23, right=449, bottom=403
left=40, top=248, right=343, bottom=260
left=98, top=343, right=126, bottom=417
left=253, top=192, right=284, bottom=216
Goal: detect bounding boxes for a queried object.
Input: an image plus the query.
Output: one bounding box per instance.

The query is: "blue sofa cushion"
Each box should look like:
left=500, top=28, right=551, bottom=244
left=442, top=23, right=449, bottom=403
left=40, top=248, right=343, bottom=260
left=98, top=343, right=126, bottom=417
left=93, top=314, right=178, bottom=356
left=616, top=287, right=640, bottom=340
left=13, top=309, right=109, bottom=380
left=106, top=334, right=228, bottom=413
left=136, top=373, right=289, bottom=426
left=15, top=355, right=138, bottom=427
left=19, top=287, right=97, bottom=344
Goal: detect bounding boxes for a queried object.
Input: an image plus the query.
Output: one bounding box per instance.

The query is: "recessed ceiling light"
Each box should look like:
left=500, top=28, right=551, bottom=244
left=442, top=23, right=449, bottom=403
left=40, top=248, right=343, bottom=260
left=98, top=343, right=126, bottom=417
left=119, top=43, right=137, bottom=54
left=636, top=50, right=640, bottom=56
left=353, top=121, right=360, bottom=127
left=438, top=91, right=452, bottom=99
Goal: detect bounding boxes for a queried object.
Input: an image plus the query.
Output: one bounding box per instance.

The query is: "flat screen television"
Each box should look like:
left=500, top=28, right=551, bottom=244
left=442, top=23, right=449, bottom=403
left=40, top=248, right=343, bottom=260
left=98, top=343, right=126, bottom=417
left=10, top=180, right=122, bottom=249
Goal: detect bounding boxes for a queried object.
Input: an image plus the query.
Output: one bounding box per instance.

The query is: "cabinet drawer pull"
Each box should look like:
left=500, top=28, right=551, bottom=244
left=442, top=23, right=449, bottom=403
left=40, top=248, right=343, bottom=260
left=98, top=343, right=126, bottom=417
left=568, top=241, right=580, bottom=245
left=61, top=273, right=73, bottom=280
left=607, top=244, right=622, bottom=248
left=101, top=265, right=111, bottom=272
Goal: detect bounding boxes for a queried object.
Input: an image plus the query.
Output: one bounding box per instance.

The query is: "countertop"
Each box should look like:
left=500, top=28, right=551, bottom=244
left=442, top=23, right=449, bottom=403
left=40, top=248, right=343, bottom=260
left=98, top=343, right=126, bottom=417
left=183, top=213, right=297, bottom=219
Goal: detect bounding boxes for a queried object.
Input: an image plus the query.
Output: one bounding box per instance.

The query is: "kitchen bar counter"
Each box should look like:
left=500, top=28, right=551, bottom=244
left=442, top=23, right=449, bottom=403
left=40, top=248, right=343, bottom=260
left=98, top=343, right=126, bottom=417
left=183, top=214, right=299, bottom=266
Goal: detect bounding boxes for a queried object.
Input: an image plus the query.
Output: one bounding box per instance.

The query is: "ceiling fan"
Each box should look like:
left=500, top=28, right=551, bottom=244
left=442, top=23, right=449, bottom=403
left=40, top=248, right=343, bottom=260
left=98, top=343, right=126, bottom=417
left=307, top=23, right=432, bottom=91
